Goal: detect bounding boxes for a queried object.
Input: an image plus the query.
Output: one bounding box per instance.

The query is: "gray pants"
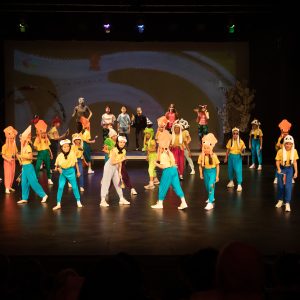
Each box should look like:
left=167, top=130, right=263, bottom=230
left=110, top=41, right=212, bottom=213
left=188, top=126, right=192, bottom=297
left=184, top=148, right=195, bottom=171
left=101, top=159, right=123, bottom=199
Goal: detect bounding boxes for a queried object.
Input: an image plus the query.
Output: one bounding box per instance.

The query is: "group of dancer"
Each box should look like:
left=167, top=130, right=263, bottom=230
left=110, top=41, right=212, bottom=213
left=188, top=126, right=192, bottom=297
left=1, top=97, right=298, bottom=212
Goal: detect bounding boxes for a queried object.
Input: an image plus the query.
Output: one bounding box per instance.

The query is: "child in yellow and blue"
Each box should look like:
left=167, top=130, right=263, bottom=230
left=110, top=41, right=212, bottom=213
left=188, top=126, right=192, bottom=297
left=224, top=127, right=245, bottom=192
left=16, top=125, right=48, bottom=204
left=71, top=133, right=85, bottom=192
left=275, top=135, right=298, bottom=212
left=198, top=133, right=220, bottom=210
left=53, top=139, right=83, bottom=210
left=151, top=130, right=187, bottom=210
left=249, top=119, right=263, bottom=170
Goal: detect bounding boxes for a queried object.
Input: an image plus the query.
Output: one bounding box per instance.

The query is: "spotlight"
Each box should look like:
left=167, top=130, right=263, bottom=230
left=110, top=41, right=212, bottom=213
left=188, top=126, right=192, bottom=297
left=228, top=24, right=235, bottom=34
left=18, top=21, right=28, bottom=33
left=103, top=23, right=111, bottom=34
left=137, top=23, right=145, bottom=34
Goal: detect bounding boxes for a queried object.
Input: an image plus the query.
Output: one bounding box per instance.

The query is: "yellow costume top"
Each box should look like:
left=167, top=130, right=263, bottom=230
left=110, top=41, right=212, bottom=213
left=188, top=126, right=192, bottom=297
left=55, top=151, right=77, bottom=169
left=71, top=144, right=83, bottom=159
left=81, top=130, right=91, bottom=142
left=226, top=139, right=245, bottom=154
left=275, top=149, right=299, bottom=166
left=20, top=144, right=33, bottom=165
left=34, top=138, right=51, bottom=151
left=2, top=144, right=18, bottom=158
left=198, top=153, right=220, bottom=169
left=160, top=150, right=176, bottom=168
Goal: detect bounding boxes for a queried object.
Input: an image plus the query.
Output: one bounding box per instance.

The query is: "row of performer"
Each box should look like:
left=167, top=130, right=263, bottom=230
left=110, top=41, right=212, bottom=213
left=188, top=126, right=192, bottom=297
left=0, top=114, right=298, bottom=211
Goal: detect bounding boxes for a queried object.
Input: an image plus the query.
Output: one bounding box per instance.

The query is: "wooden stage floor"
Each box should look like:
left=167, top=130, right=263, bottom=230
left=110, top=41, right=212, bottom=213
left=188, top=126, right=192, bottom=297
left=0, top=162, right=300, bottom=256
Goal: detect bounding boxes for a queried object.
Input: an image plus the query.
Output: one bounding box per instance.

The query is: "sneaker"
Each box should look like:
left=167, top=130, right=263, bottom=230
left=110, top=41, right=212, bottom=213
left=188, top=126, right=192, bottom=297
left=153, top=179, right=160, bottom=185
left=48, top=179, right=54, bottom=185
left=77, top=201, right=83, bottom=208
left=190, top=169, right=195, bottom=175
left=275, top=200, right=283, bottom=208
left=204, top=203, right=214, bottom=210
left=119, top=198, right=130, bottom=205
left=41, top=195, right=48, bottom=203
left=17, top=200, right=27, bottom=204
left=249, top=164, right=256, bottom=169
left=237, top=184, right=242, bottom=192
left=52, top=204, right=61, bottom=211
left=285, top=203, right=291, bottom=212
left=131, top=188, right=138, bottom=195
left=206, top=199, right=215, bottom=203
left=151, top=202, right=163, bottom=209
left=273, top=177, right=278, bottom=184
left=5, top=188, right=10, bottom=194
left=292, top=178, right=295, bottom=184
left=144, top=184, right=155, bottom=190
left=80, top=187, right=85, bottom=192
left=100, top=199, right=109, bottom=207
left=179, top=175, right=183, bottom=180
left=135, top=148, right=140, bottom=151
left=227, top=180, right=234, bottom=188
left=88, top=169, right=94, bottom=174
left=68, top=182, right=72, bottom=188
left=10, top=188, right=16, bottom=192
left=257, top=165, right=262, bottom=171
left=178, top=202, right=188, bottom=210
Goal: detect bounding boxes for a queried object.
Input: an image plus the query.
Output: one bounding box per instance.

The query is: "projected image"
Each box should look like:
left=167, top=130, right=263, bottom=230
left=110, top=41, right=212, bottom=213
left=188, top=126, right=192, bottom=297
left=5, top=42, right=248, bottom=149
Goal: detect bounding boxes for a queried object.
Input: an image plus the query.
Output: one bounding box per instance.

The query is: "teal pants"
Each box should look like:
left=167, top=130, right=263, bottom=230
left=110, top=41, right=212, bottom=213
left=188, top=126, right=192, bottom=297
left=228, top=153, right=242, bottom=184
left=57, top=167, right=80, bottom=203
left=251, top=138, right=262, bottom=165
left=158, top=166, right=184, bottom=200
left=35, top=150, right=51, bottom=179
left=83, top=142, right=91, bottom=163
left=204, top=167, right=217, bottom=203
left=22, top=164, right=46, bottom=200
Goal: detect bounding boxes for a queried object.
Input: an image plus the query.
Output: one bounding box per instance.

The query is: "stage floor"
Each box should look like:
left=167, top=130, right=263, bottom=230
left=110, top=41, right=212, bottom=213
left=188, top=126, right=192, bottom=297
left=0, top=163, right=300, bottom=256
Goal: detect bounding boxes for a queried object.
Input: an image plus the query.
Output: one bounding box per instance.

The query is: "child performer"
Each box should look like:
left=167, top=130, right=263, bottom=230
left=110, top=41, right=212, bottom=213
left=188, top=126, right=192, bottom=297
left=249, top=119, right=263, bottom=170
left=165, top=103, right=179, bottom=133
left=170, top=122, right=185, bottom=180
left=100, top=136, right=130, bottom=207
left=53, top=139, right=83, bottom=210
left=143, top=127, right=159, bottom=189
left=194, top=104, right=209, bottom=144
left=275, top=135, right=298, bottom=212
left=101, top=105, right=116, bottom=142
left=117, top=106, right=131, bottom=147
left=34, top=120, right=53, bottom=185
left=198, top=133, right=220, bottom=210
left=48, top=116, right=69, bottom=171
left=274, top=119, right=292, bottom=184
left=224, top=127, right=245, bottom=192
left=71, top=133, right=85, bottom=192
left=179, top=119, right=195, bottom=175
left=151, top=130, right=188, bottom=210
left=2, top=126, right=18, bottom=194
left=16, top=126, right=48, bottom=204
left=80, top=116, right=96, bottom=174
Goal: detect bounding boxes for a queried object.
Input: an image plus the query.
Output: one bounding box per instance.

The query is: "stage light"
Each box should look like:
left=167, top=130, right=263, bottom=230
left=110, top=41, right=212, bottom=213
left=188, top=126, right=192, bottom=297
left=228, top=24, right=235, bottom=34
left=103, top=23, right=111, bottom=34
left=137, top=23, right=145, bottom=34
left=18, top=21, right=28, bottom=33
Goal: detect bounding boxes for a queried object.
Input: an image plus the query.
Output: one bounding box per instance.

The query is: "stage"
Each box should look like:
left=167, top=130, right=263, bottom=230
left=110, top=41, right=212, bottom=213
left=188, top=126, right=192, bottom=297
left=0, top=163, right=299, bottom=256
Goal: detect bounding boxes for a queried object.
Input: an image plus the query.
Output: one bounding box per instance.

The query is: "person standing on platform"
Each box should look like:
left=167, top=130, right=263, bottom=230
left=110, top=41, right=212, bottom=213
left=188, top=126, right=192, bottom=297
left=274, top=119, right=292, bottom=184
left=117, top=106, right=131, bottom=147
left=224, top=127, right=245, bottom=192
left=100, top=136, right=130, bottom=207
left=80, top=116, right=96, bottom=174
left=194, top=104, right=209, bottom=146
left=131, top=107, right=147, bottom=151
left=165, top=103, right=179, bottom=133
left=2, top=126, right=18, bottom=194
left=151, top=130, right=188, bottom=210
left=53, top=139, right=83, bottom=210
left=249, top=119, right=263, bottom=170
left=16, top=126, right=48, bottom=204
left=72, top=97, right=92, bottom=133
left=275, top=135, right=298, bottom=212
left=48, top=116, right=69, bottom=171
left=34, top=120, right=53, bottom=185
left=101, top=105, right=116, bottom=142
left=198, top=133, right=220, bottom=211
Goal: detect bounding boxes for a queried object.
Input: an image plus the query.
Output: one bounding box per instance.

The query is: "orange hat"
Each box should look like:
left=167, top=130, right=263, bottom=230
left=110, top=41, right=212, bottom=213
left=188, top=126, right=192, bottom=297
left=157, top=116, right=168, bottom=127
left=157, top=130, right=172, bottom=149
left=4, top=126, right=18, bottom=138
left=80, top=116, right=90, bottom=129
left=278, top=119, right=291, bottom=133
left=34, top=120, right=48, bottom=133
